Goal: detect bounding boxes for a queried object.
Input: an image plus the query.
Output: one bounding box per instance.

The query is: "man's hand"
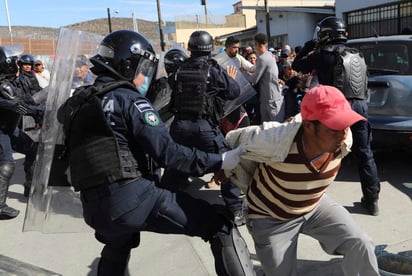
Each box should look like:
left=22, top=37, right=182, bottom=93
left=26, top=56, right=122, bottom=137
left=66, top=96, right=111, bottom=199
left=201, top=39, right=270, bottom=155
left=226, top=65, right=238, bottom=80
left=213, top=170, right=229, bottom=185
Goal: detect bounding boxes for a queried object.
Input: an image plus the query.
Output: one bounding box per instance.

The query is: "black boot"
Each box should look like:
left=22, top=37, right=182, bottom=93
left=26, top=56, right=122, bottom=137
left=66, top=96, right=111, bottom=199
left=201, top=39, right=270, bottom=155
left=0, top=205, right=19, bottom=219
left=0, top=162, right=19, bottom=219
left=361, top=197, right=379, bottom=216
left=97, top=245, right=130, bottom=276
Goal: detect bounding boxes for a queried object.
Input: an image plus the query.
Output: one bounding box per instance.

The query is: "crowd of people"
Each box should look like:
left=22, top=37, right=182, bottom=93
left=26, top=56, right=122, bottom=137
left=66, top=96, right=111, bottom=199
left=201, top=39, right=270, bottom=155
left=0, top=15, right=382, bottom=276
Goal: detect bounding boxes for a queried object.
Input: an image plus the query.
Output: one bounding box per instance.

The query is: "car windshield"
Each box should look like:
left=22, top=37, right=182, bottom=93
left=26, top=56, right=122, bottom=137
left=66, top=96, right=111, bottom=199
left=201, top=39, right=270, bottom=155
left=349, top=41, right=411, bottom=75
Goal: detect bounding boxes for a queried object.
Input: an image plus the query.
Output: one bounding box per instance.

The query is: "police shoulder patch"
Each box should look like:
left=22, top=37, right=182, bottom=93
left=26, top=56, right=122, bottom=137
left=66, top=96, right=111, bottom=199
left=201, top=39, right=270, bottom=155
left=143, top=111, right=160, bottom=126
left=134, top=99, right=154, bottom=113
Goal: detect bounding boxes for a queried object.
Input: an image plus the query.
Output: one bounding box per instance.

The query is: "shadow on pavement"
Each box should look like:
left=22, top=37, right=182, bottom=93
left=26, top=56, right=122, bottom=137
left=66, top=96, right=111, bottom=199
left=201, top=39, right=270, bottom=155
left=337, top=151, right=412, bottom=200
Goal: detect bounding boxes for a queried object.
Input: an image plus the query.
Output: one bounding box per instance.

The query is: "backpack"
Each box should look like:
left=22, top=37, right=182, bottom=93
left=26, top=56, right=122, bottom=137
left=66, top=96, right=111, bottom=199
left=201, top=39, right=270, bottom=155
left=333, top=46, right=368, bottom=100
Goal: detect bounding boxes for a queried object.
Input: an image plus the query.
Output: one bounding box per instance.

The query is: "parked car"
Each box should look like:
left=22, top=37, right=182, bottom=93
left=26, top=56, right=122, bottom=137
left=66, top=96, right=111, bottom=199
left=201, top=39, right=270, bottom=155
left=347, top=35, right=412, bottom=151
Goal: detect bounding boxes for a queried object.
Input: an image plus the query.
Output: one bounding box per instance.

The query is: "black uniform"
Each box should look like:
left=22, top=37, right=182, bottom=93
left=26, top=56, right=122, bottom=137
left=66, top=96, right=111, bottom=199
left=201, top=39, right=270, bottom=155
left=13, top=70, right=43, bottom=196
left=57, top=75, right=254, bottom=276
left=15, top=70, right=42, bottom=96
left=161, top=56, right=246, bottom=225
left=0, top=77, right=40, bottom=217
left=293, top=39, right=381, bottom=215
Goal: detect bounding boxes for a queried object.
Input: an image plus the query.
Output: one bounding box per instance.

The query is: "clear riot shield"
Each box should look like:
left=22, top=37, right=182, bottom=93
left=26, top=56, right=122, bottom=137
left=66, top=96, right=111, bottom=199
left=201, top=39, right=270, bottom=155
left=150, top=45, right=187, bottom=112
left=150, top=51, right=169, bottom=111
left=23, top=28, right=103, bottom=233
left=213, top=54, right=257, bottom=116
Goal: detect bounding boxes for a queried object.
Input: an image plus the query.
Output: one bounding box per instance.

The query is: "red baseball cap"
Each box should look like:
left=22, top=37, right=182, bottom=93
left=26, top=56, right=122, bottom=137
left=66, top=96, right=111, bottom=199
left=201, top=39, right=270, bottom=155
left=301, top=85, right=366, bottom=130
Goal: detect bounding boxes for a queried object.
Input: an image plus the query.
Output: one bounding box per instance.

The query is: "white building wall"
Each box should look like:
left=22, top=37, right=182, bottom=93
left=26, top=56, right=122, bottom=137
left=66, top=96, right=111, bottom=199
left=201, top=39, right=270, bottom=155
left=256, top=11, right=328, bottom=48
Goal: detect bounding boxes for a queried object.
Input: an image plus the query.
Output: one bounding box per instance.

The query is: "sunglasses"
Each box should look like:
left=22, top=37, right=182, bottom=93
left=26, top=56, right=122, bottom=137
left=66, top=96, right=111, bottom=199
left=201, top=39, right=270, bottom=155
left=34, top=63, right=42, bottom=66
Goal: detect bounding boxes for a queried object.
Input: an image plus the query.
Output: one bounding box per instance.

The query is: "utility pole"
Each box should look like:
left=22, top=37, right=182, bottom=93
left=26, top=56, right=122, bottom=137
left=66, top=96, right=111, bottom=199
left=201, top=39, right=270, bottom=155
left=107, top=8, right=112, bottom=33
left=201, top=0, right=208, bottom=26
left=156, top=0, right=165, bottom=51
left=4, top=0, right=13, bottom=43
left=264, top=0, right=271, bottom=47
left=132, top=9, right=138, bottom=32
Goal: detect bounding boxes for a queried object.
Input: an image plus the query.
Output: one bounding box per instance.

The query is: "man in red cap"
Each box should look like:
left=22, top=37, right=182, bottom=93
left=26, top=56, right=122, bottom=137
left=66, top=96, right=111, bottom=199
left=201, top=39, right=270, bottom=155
left=224, top=85, right=379, bottom=276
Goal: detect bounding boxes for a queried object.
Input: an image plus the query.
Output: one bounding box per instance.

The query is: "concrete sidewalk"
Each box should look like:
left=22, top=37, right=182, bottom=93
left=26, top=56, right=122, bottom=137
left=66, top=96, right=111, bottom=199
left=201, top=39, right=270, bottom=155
left=1, top=151, right=412, bottom=275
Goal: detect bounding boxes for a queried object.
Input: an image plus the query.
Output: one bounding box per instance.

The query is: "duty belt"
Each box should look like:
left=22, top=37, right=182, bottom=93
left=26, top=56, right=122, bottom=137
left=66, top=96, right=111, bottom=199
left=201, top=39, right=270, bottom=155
left=80, top=177, right=139, bottom=202
left=175, top=113, right=209, bottom=120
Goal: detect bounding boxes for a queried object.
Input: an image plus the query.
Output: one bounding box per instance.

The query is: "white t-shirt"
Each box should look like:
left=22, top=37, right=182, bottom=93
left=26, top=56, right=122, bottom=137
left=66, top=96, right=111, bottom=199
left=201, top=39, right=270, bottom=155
left=35, top=69, right=51, bottom=88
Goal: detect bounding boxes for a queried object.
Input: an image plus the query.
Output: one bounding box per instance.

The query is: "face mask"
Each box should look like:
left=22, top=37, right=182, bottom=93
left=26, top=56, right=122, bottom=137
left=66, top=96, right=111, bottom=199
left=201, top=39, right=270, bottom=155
left=137, top=76, right=150, bottom=96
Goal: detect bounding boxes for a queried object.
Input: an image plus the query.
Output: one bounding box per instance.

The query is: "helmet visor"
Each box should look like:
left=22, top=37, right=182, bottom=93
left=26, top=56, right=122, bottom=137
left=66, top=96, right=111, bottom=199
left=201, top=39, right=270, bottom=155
left=130, top=42, right=157, bottom=79
left=133, top=56, right=157, bottom=96
left=3, top=44, right=23, bottom=58
left=96, top=43, right=157, bottom=82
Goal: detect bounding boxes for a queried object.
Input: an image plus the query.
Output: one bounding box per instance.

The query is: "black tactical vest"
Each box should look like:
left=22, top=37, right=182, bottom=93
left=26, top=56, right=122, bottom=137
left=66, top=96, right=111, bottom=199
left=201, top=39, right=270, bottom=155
left=62, top=82, right=141, bottom=191
left=0, top=80, right=22, bottom=133
left=332, top=46, right=368, bottom=100
left=172, top=58, right=211, bottom=118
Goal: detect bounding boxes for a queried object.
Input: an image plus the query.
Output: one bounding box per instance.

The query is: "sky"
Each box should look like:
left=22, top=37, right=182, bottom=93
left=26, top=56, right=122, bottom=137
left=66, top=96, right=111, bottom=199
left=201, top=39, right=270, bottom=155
left=0, top=0, right=235, bottom=28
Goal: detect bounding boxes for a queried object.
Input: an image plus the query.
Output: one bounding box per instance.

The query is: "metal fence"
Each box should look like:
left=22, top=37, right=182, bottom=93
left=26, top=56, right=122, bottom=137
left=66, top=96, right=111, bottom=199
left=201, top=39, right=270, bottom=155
left=345, top=0, right=412, bottom=39
left=175, top=14, right=246, bottom=29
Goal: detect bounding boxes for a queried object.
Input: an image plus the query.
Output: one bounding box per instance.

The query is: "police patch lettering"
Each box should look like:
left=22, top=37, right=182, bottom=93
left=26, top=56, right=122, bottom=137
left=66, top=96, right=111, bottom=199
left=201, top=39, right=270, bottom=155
left=144, top=111, right=160, bottom=126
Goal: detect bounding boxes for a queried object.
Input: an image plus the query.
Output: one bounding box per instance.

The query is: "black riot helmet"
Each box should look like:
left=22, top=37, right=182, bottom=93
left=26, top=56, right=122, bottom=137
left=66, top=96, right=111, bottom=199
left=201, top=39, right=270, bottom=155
left=164, top=48, right=188, bottom=75
left=0, top=45, right=23, bottom=79
left=188, top=30, right=214, bottom=53
left=316, top=16, right=347, bottom=45
left=90, top=30, right=158, bottom=84
left=18, top=54, right=35, bottom=67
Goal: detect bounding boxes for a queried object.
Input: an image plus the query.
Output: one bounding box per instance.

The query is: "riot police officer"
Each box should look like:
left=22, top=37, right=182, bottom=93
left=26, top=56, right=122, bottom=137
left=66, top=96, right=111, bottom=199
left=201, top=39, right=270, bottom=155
left=0, top=46, right=41, bottom=218
left=163, top=47, right=188, bottom=77
left=292, top=16, right=381, bottom=215
left=146, top=47, right=188, bottom=124
left=160, top=30, right=247, bottom=226
left=16, top=54, right=42, bottom=95
left=57, top=30, right=254, bottom=276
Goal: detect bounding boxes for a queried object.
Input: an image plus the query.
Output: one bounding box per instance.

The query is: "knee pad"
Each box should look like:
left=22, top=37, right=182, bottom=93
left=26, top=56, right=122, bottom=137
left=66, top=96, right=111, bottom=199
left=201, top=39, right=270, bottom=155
left=210, top=224, right=255, bottom=276
left=0, top=162, right=15, bottom=183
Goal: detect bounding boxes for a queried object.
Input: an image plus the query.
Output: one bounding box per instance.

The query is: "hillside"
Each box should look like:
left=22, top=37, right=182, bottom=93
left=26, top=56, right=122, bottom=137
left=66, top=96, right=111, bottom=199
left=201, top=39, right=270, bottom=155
left=0, top=17, right=175, bottom=52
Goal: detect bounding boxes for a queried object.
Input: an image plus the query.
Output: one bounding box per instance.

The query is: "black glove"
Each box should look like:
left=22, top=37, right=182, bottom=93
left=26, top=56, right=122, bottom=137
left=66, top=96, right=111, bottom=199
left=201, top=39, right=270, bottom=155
left=299, top=40, right=318, bottom=56
left=13, top=102, right=29, bottom=115
left=32, top=109, right=44, bottom=125
left=18, top=102, right=45, bottom=124
left=304, top=40, right=317, bottom=50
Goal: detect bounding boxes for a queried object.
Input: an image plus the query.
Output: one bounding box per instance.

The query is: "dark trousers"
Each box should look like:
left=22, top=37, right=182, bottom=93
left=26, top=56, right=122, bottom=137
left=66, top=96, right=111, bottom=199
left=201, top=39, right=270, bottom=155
left=10, top=128, right=38, bottom=188
left=161, top=118, right=243, bottom=212
left=1, top=128, right=37, bottom=171
left=81, top=179, right=230, bottom=249
left=0, top=130, right=14, bottom=163
left=349, top=99, right=380, bottom=200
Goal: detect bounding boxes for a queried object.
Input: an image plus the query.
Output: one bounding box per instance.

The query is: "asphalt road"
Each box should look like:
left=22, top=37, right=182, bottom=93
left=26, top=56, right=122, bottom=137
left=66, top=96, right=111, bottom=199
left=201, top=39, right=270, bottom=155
left=1, top=150, right=411, bottom=275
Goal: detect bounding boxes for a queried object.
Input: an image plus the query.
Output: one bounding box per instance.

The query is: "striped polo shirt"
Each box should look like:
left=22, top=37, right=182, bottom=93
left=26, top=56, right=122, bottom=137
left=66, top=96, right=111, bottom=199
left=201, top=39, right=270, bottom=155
left=247, top=131, right=344, bottom=221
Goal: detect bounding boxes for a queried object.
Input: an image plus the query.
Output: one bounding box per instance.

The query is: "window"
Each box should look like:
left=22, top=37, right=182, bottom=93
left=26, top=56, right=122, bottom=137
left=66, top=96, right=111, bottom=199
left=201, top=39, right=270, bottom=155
left=350, top=41, right=411, bottom=75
